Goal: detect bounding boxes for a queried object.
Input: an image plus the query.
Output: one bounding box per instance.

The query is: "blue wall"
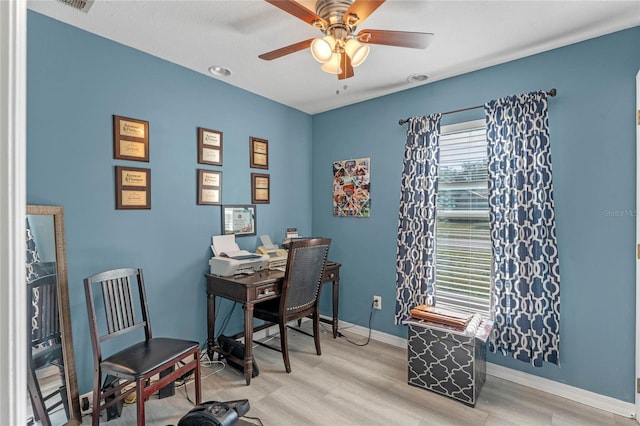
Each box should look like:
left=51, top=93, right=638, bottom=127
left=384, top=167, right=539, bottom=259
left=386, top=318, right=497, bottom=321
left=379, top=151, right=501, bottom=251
left=27, top=11, right=313, bottom=394
left=27, top=9, right=640, bottom=403
left=312, top=27, right=640, bottom=402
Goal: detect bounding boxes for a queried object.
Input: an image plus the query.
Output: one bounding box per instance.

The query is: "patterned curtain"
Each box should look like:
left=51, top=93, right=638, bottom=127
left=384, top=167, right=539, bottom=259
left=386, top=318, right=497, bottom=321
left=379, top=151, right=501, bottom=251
left=26, top=217, right=43, bottom=283
left=26, top=218, right=43, bottom=337
left=485, top=91, right=560, bottom=366
left=395, top=114, right=442, bottom=324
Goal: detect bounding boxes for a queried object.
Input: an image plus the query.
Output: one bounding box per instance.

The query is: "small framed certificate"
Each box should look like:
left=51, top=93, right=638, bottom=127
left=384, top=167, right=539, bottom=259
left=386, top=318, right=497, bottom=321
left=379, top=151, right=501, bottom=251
left=249, top=136, right=268, bottom=169
left=197, top=169, right=222, bottom=205
left=221, top=205, right=256, bottom=236
left=113, top=115, right=149, bottom=162
left=198, top=127, right=223, bottom=166
left=251, top=173, right=270, bottom=204
left=115, top=166, right=151, bottom=209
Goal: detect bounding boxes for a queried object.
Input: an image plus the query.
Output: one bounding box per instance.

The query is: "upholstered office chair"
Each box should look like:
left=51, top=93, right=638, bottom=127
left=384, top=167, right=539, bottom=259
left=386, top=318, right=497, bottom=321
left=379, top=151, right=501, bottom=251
left=253, top=238, right=331, bottom=373
left=84, top=268, right=201, bottom=426
left=27, top=273, right=69, bottom=426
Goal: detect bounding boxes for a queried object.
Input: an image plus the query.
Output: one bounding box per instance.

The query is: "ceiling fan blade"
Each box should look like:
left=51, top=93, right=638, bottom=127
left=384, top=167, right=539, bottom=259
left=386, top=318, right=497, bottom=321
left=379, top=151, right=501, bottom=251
left=358, top=29, right=435, bottom=49
left=259, top=38, right=314, bottom=60
left=343, top=0, right=385, bottom=26
left=338, top=52, right=354, bottom=80
left=265, top=0, right=327, bottom=28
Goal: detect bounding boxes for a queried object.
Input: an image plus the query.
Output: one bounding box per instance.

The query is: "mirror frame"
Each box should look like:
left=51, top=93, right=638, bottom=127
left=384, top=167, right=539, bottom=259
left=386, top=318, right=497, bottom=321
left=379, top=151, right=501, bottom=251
left=27, top=205, right=81, bottom=423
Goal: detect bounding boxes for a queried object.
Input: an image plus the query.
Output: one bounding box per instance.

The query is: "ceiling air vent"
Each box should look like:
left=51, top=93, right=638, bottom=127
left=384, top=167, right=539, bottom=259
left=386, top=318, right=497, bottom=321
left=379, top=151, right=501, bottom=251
left=56, top=0, right=95, bottom=13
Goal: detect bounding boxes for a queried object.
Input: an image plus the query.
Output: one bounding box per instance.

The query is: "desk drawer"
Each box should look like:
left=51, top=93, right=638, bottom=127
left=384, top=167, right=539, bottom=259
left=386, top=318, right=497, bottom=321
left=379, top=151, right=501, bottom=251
left=322, top=264, right=339, bottom=282
left=256, top=283, right=279, bottom=300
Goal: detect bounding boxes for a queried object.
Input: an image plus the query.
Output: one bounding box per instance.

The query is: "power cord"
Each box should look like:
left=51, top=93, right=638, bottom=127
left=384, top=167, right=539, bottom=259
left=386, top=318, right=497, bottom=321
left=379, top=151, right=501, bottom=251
left=197, top=350, right=227, bottom=379
left=180, top=374, right=195, bottom=405
left=242, top=415, right=265, bottom=425
left=176, top=352, right=227, bottom=395
left=338, top=300, right=375, bottom=346
left=215, top=300, right=237, bottom=339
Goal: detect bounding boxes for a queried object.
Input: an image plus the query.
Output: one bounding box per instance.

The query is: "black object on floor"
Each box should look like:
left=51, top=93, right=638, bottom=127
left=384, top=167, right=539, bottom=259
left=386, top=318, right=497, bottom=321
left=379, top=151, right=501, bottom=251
left=177, top=399, right=250, bottom=426
left=102, top=375, right=123, bottom=420
left=217, top=335, right=259, bottom=378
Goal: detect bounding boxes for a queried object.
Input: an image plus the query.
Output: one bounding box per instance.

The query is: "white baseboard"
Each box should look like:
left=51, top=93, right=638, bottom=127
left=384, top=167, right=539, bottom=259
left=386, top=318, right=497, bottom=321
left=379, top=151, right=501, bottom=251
left=335, top=318, right=636, bottom=419
left=486, top=363, right=635, bottom=418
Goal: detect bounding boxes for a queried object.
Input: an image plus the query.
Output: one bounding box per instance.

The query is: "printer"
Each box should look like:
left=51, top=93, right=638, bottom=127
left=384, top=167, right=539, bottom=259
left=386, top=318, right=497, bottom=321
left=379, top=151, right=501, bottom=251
left=256, top=235, right=288, bottom=270
left=209, top=234, right=268, bottom=277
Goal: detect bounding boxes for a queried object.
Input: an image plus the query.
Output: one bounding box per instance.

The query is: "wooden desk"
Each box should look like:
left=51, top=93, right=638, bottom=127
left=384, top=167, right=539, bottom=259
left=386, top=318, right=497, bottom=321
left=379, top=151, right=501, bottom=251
left=205, top=261, right=341, bottom=385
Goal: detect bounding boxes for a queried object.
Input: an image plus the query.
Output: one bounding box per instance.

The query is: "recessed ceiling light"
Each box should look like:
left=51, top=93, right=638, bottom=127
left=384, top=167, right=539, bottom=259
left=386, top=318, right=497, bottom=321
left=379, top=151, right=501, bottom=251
left=407, top=73, right=429, bottom=83
left=208, top=66, right=232, bottom=77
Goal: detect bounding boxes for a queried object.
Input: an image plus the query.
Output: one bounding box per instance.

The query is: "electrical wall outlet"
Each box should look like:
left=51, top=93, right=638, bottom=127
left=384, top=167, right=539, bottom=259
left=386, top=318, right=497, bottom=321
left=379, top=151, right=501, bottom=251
left=80, top=393, right=92, bottom=415
left=373, top=295, right=382, bottom=310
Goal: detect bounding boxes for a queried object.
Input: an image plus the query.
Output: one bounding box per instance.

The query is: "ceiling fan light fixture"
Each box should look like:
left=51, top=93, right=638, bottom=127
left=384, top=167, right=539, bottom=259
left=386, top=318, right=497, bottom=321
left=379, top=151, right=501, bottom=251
left=260, top=0, right=436, bottom=81
left=311, top=36, right=336, bottom=63
left=344, top=39, right=369, bottom=67
left=320, top=52, right=342, bottom=75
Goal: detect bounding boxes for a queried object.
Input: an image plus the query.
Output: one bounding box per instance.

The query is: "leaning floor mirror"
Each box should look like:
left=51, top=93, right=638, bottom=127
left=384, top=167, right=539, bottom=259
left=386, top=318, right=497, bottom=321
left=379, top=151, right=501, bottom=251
left=26, top=205, right=81, bottom=425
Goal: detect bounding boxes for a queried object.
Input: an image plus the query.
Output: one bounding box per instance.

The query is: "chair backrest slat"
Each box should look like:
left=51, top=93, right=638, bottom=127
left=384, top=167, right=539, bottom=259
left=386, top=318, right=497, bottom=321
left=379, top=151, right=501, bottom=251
left=121, top=276, right=136, bottom=327
left=102, top=279, right=115, bottom=333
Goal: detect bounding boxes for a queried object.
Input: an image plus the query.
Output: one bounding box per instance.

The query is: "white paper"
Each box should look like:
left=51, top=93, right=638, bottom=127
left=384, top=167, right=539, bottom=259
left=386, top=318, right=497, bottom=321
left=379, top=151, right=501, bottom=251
left=212, top=234, right=240, bottom=256
left=260, top=235, right=277, bottom=249
left=211, top=234, right=259, bottom=258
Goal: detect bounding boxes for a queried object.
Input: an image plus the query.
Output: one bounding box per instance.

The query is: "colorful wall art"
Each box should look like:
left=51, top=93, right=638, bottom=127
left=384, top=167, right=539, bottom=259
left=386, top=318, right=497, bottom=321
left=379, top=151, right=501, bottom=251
left=332, top=158, right=370, bottom=217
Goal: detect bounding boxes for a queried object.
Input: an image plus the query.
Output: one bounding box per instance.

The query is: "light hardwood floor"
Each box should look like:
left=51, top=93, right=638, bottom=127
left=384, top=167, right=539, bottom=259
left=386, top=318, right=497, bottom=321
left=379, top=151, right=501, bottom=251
left=80, top=323, right=636, bottom=426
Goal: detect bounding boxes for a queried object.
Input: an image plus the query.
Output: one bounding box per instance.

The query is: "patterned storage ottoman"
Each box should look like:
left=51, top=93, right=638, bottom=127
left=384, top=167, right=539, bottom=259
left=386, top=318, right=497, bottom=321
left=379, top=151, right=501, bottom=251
left=406, top=318, right=493, bottom=407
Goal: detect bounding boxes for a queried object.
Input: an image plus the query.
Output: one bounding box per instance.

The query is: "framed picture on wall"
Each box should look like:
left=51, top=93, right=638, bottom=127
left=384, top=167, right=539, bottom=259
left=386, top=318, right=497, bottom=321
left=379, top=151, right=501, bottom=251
left=221, top=204, right=256, bottom=236
left=197, top=127, right=223, bottom=166
left=249, top=137, right=268, bottom=169
left=113, top=115, right=149, bottom=162
left=251, top=173, right=270, bottom=204
left=197, top=169, right=222, bottom=205
left=332, top=157, right=370, bottom=217
left=115, top=166, right=151, bottom=209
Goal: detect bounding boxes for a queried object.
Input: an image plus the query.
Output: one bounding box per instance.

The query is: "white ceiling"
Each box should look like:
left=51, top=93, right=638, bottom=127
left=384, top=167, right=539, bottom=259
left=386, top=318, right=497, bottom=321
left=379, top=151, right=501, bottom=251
left=27, top=0, right=640, bottom=114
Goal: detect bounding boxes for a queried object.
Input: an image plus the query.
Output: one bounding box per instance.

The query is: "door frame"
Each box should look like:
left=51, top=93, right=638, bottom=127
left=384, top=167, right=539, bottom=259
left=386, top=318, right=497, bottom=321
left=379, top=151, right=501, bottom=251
left=0, top=0, right=27, bottom=423
left=635, top=69, right=640, bottom=422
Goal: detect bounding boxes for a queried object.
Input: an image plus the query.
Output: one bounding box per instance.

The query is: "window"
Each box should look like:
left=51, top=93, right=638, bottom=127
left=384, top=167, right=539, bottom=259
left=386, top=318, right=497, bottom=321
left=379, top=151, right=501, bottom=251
left=435, top=119, right=493, bottom=319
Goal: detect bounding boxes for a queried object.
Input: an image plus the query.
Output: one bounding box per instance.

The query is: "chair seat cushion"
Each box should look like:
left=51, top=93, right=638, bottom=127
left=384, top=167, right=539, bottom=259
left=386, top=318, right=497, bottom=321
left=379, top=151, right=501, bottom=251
left=102, top=337, right=198, bottom=379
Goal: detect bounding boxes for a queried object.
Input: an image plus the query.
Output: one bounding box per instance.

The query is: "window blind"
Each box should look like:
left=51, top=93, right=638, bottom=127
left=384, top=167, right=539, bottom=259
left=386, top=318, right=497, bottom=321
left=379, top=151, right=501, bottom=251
left=436, top=124, right=493, bottom=319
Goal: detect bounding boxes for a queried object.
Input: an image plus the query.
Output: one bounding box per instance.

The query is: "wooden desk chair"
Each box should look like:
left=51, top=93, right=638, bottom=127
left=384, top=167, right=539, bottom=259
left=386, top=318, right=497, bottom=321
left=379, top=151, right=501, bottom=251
left=84, top=268, right=201, bottom=426
left=253, top=238, right=331, bottom=373
left=27, top=273, right=69, bottom=426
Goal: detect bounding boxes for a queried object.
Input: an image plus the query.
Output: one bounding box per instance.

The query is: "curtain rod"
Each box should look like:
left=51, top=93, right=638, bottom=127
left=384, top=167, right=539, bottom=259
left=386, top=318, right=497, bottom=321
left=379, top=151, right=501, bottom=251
left=398, top=88, right=557, bottom=125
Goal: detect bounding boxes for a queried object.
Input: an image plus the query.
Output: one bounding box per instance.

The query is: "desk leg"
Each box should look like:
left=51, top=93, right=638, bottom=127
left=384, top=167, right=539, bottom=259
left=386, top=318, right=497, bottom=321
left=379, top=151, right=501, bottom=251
left=332, top=279, right=339, bottom=338
left=243, top=304, right=254, bottom=385
left=207, top=293, right=216, bottom=362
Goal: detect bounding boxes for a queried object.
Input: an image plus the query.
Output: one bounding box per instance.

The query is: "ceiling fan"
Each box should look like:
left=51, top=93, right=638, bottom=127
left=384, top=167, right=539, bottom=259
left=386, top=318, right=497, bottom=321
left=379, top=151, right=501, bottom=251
left=259, top=0, right=434, bottom=80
